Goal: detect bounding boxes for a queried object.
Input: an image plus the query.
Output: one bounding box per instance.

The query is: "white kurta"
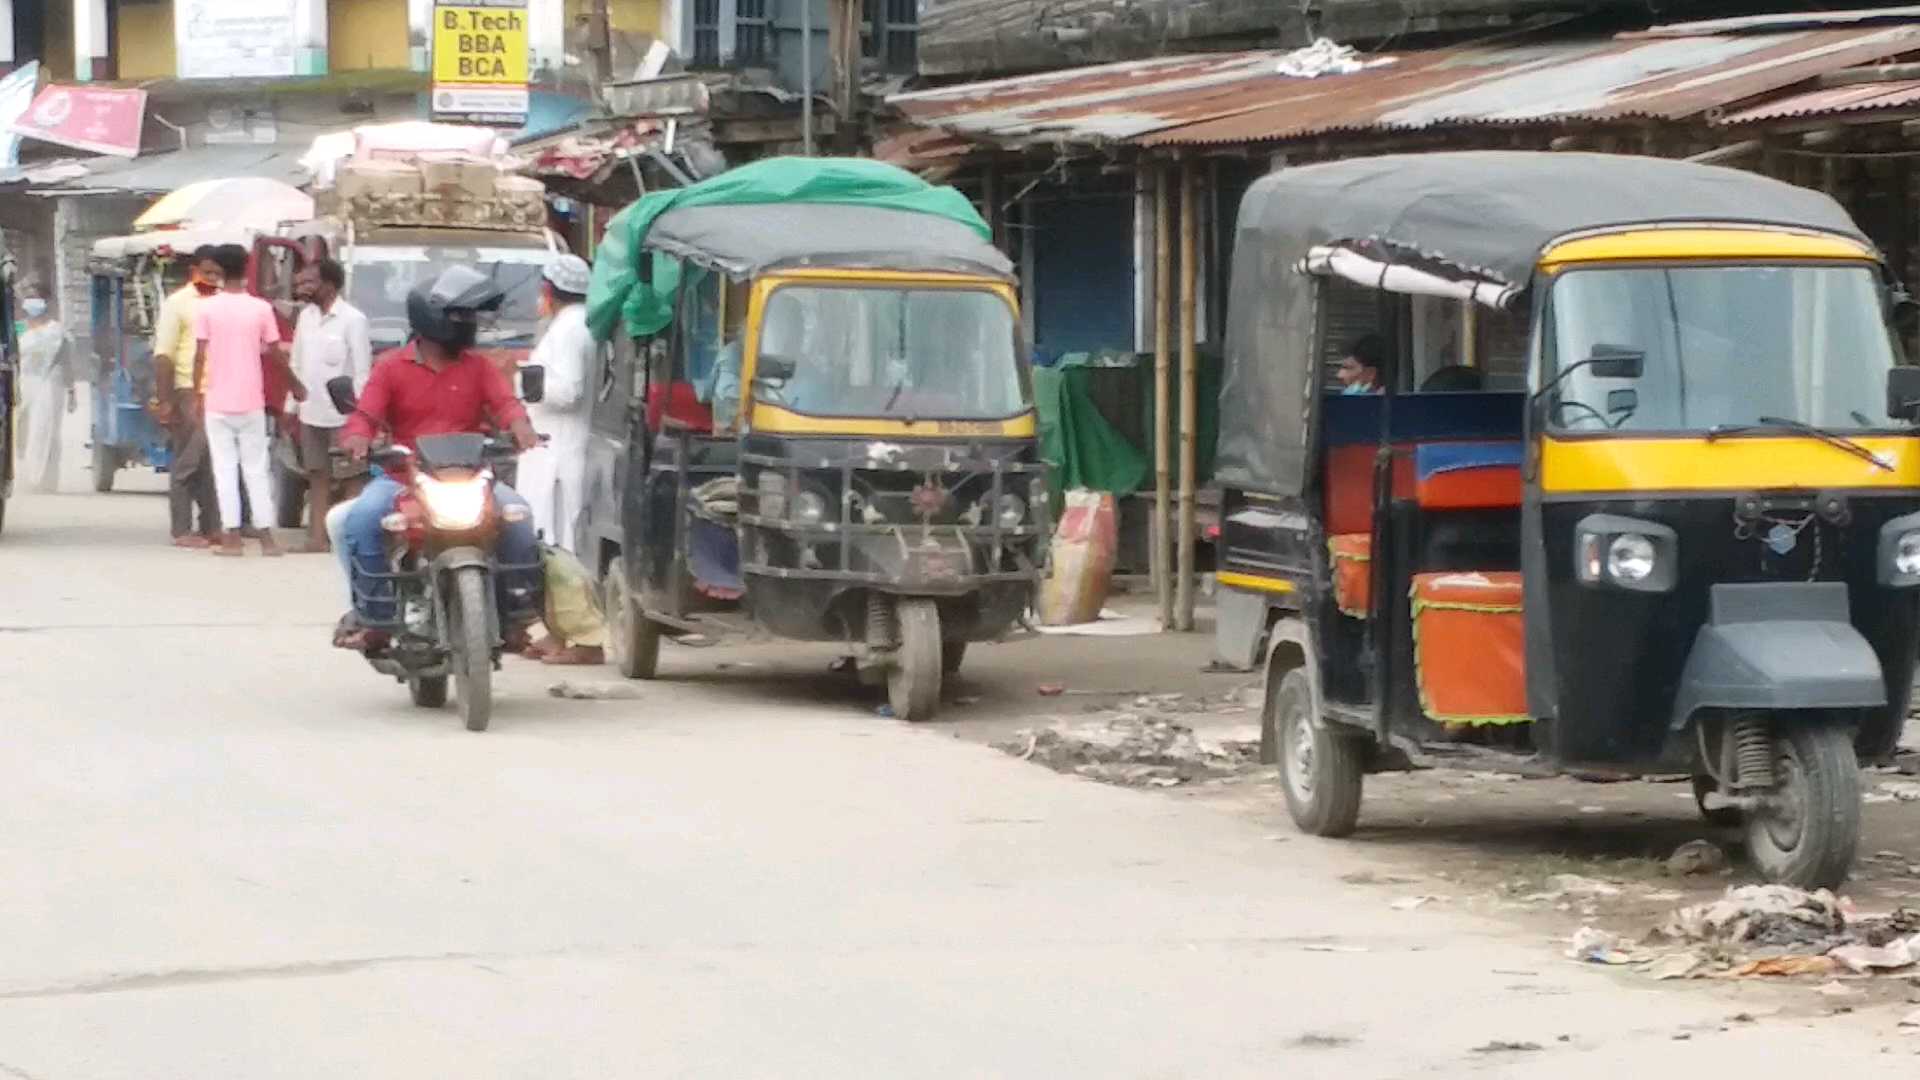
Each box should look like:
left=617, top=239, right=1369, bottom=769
left=17, top=320, right=72, bottom=493
left=519, top=303, right=594, bottom=552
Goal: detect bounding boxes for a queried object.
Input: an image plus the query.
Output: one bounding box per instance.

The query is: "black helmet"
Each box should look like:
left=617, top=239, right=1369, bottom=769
left=407, top=265, right=505, bottom=351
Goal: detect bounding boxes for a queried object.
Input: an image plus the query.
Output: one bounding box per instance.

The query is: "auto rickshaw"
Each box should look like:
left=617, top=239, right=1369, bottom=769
left=1213, top=151, right=1920, bottom=887
left=586, top=158, right=1044, bottom=722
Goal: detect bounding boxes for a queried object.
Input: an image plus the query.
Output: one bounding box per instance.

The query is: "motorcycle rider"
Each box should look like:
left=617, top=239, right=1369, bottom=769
left=329, top=266, right=541, bottom=650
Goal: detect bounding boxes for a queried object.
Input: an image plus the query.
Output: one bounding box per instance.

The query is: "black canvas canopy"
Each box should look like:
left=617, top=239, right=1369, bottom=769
left=1217, top=151, right=1873, bottom=495
left=648, top=203, right=1015, bottom=279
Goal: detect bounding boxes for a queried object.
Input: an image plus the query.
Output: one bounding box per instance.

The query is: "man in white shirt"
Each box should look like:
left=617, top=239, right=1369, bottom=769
left=288, top=257, right=372, bottom=554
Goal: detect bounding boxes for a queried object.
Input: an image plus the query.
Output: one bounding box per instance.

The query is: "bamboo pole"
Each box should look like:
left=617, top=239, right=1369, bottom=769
left=1176, top=159, right=1199, bottom=632
left=1153, top=163, right=1173, bottom=629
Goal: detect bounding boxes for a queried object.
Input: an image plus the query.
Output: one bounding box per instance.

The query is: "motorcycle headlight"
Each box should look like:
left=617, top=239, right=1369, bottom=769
left=994, top=493, right=1026, bottom=529
left=1606, top=533, right=1656, bottom=582
left=792, top=490, right=830, bottom=525
left=416, top=475, right=490, bottom=530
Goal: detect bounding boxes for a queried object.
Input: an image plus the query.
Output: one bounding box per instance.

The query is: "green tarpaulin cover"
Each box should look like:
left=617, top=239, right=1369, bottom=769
left=1034, top=359, right=1149, bottom=512
left=586, top=156, right=993, bottom=341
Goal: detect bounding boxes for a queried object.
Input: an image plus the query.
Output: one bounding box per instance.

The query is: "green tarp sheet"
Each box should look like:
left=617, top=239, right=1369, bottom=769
left=1034, top=350, right=1221, bottom=516
left=586, top=156, right=993, bottom=341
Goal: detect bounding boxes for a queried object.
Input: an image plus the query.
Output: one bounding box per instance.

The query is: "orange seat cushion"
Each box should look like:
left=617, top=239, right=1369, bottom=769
left=1410, top=571, right=1527, bottom=726
left=1329, top=533, right=1372, bottom=618
left=1416, top=464, right=1522, bottom=509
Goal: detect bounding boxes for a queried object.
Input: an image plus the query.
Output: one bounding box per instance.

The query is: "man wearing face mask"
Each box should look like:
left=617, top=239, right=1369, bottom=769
left=1335, top=334, right=1389, bottom=395
left=153, top=245, right=223, bottom=547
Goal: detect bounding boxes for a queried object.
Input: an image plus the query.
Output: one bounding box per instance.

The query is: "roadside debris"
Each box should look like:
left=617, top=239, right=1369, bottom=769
left=1665, top=839, right=1730, bottom=877
left=995, top=713, right=1261, bottom=787
left=547, top=681, right=643, bottom=700
left=1578, top=886, right=1920, bottom=982
left=1469, top=1040, right=1542, bottom=1055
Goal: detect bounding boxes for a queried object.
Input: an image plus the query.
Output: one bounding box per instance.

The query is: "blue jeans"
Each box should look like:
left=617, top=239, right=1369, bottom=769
left=340, top=475, right=541, bottom=624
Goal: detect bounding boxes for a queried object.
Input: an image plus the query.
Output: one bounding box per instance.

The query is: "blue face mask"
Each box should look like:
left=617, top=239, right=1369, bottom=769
left=22, top=298, right=47, bottom=318
left=1341, top=381, right=1372, bottom=396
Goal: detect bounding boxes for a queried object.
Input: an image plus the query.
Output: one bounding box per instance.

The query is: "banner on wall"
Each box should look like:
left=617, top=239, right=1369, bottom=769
left=175, top=0, right=300, bottom=80
left=10, top=84, right=146, bottom=158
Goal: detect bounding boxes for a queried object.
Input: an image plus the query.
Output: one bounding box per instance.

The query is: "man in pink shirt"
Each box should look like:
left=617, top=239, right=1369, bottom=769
left=193, top=244, right=305, bottom=557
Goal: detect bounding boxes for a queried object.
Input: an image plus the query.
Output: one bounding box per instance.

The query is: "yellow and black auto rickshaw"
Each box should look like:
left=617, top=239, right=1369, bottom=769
left=1213, top=151, right=1920, bottom=887
left=584, top=159, right=1043, bottom=722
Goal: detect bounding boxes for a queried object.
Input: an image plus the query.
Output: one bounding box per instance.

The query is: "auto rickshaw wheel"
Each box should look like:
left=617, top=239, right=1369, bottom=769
left=91, top=441, right=118, bottom=493
left=1272, top=668, right=1363, bottom=837
left=604, top=569, right=660, bottom=680
left=887, top=597, right=942, bottom=723
left=1743, top=721, right=1860, bottom=889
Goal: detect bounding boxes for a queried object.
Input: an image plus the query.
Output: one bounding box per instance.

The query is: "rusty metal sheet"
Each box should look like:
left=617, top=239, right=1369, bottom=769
left=884, top=23, right=1920, bottom=152
left=1720, top=79, right=1920, bottom=123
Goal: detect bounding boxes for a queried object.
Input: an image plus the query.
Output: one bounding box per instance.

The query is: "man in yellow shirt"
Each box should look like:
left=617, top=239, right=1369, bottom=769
left=153, top=245, right=222, bottom=547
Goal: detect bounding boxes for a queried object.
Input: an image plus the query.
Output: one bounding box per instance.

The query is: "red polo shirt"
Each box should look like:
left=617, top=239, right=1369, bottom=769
left=341, top=342, right=529, bottom=450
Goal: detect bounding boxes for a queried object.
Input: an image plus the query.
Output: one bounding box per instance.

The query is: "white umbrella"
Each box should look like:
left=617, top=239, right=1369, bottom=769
left=133, top=177, right=314, bottom=231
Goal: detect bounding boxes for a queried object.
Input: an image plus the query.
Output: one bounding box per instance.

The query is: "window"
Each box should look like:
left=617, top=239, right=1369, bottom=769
left=862, top=0, right=918, bottom=74
left=735, top=0, right=772, bottom=65
left=692, top=0, right=722, bottom=67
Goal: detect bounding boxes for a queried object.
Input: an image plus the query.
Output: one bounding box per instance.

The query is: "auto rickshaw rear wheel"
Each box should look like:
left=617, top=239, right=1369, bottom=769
left=1272, top=668, right=1364, bottom=837
left=1743, top=721, right=1860, bottom=889
left=887, top=597, right=942, bottom=723
left=604, top=569, right=660, bottom=680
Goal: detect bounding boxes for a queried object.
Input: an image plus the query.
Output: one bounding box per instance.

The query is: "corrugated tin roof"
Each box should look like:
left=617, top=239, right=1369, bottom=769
left=1720, top=78, right=1920, bottom=123
left=883, top=22, right=1920, bottom=155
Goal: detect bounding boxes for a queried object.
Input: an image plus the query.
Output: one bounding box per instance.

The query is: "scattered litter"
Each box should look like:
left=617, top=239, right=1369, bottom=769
left=1814, top=980, right=1862, bottom=998
left=994, top=714, right=1263, bottom=787
left=1865, top=793, right=1899, bottom=805
left=1879, top=781, right=1920, bottom=802
left=1390, top=895, right=1444, bottom=911
left=1658, top=886, right=1846, bottom=950
left=1036, top=683, right=1065, bottom=697
left=1567, top=926, right=1633, bottom=965
left=1342, top=870, right=1416, bottom=886
left=1731, top=955, right=1838, bottom=978
left=547, top=681, right=642, bottom=700
left=1262, top=834, right=1290, bottom=842
left=1646, top=954, right=1708, bottom=981
left=1546, top=874, right=1621, bottom=899
left=1275, top=37, right=1399, bottom=79
left=1831, top=938, right=1920, bottom=974
left=1301, top=944, right=1369, bottom=954
left=1666, top=839, right=1731, bottom=877
left=1470, top=1041, right=1542, bottom=1055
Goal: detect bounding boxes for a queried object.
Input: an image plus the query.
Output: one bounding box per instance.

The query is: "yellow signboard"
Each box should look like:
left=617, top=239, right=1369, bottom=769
left=431, top=0, right=529, bottom=125
left=432, top=2, right=530, bottom=85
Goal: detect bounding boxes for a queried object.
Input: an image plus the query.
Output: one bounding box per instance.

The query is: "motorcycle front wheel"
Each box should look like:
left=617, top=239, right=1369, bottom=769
left=450, top=566, right=493, bottom=732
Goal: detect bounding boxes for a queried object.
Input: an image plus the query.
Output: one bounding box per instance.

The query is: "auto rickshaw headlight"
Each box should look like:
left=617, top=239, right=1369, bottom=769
left=792, top=490, right=830, bottom=525
left=1607, top=533, right=1657, bottom=582
left=1880, top=513, right=1920, bottom=585
left=1574, top=514, right=1676, bottom=593
left=1896, top=532, right=1920, bottom=577
left=994, top=493, right=1027, bottom=529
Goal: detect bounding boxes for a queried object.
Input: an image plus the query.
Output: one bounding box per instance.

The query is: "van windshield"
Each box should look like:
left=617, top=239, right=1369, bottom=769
left=1544, top=264, right=1898, bottom=433
left=753, top=285, right=1028, bottom=420
left=346, top=244, right=551, bottom=350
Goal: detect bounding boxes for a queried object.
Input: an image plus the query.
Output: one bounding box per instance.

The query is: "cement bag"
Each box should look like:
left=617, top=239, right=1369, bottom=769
left=542, top=546, right=608, bottom=647
left=1038, top=490, right=1117, bottom=626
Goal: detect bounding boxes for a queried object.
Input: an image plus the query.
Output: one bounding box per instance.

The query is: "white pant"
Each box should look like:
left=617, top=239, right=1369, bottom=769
left=205, top=410, right=275, bottom=533
left=517, top=442, right=584, bottom=553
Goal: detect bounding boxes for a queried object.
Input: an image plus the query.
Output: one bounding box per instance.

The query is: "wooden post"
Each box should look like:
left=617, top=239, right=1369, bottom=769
left=1176, top=158, right=1199, bottom=632
left=1153, top=163, right=1173, bottom=629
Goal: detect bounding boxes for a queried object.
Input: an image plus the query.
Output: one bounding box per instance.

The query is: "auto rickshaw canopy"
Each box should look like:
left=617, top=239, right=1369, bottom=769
left=1218, top=150, right=1872, bottom=497
left=586, top=155, right=1003, bottom=342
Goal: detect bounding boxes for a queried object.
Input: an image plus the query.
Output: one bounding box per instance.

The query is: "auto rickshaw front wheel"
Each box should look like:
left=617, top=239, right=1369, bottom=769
left=603, top=570, right=661, bottom=680
left=887, top=597, right=943, bottom=723
left=1272, top=668, right=1364, bottom=837
left=91, top=442, right=119, bottom=493
left=1742, top=720, right=1860, bottom=889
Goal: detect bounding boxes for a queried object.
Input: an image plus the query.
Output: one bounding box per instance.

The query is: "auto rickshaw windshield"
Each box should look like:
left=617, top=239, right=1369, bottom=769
left=1544, top=263, right=1900, bottom=432
left=755, top=285, right=1027, bottom=420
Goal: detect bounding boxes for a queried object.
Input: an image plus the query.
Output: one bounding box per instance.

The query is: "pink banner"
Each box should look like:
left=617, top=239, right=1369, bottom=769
left=11, top=84, right=146, bottom=158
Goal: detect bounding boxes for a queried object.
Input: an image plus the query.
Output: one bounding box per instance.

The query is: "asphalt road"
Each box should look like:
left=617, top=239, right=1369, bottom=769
left=2, top=438, right=1915, bottom=1077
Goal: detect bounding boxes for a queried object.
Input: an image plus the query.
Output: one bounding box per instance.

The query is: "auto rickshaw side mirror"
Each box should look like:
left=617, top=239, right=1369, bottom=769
left=325, top=375, right=357, bottom=416
left=1887, top=366, right=1920, bottom=422
left=520, top=363, right=546, bottom=404
left=756, top=353, right=798, bottom=385
left=1586, top=344, right=1645, bottom=379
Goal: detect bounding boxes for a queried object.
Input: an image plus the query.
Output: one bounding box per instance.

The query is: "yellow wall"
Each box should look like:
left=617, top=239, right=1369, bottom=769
left=565, top=0, right=664, bottom=36
left=330, top=0, right=413, bottom=71
left=43, top=1, right=74, bottom=80
left=115, top=0, right=178, bottom=81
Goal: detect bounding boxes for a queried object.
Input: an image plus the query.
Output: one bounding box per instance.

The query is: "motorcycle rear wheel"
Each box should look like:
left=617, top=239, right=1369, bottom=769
left=451, top=567, right=493, bottom=732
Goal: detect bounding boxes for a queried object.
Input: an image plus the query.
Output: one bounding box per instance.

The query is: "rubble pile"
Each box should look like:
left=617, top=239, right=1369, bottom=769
left=1569, top=885, right=1920, bottom=980
left=995, top=706, right=1261, bottom=788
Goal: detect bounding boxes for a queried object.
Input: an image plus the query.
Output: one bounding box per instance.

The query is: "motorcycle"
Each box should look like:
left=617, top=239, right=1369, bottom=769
left=327, top=372, right=545, bottom=732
